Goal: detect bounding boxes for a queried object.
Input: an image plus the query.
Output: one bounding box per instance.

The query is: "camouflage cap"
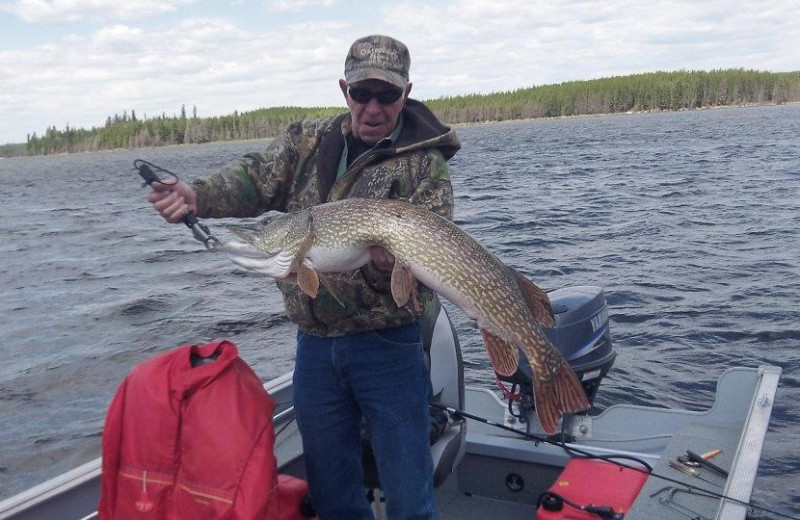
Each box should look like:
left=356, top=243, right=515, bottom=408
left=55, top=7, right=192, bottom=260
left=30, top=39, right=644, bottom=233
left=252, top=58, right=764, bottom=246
left=344, top=35, right=410, bottom=89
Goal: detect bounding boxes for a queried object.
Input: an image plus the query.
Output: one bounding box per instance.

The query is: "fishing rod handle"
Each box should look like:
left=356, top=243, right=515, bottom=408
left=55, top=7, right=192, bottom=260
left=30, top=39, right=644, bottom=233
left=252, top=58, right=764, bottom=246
left=135, top=160, right=162, bottom=185
left=135, top=160, right=199, bottom=227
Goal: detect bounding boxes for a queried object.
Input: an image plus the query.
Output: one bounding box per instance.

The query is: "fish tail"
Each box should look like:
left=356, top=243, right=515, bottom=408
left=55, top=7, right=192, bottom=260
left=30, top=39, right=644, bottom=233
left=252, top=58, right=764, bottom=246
left=532, top=358, right=590, bottom=434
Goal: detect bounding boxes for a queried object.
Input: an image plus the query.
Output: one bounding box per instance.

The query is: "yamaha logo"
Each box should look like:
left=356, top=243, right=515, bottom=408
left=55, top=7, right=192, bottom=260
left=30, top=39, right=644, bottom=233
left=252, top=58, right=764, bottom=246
left=590, top=308, right=608, bottom=332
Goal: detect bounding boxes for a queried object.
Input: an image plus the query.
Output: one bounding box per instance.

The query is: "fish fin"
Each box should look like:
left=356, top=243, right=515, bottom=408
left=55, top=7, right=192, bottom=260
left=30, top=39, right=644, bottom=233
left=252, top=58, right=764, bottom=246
left=531, top=357, right=590, bottom=434
left=511, top=269, right=555, bottom=328
left=480, top=328, right=520, bottom=377
left=296, top=259, right=320, bottom=298
left=292, top=232, right=320, bottom=297
left=318, top=274, right=347, bottom=308
left=390, top=261, right=416, bottom=308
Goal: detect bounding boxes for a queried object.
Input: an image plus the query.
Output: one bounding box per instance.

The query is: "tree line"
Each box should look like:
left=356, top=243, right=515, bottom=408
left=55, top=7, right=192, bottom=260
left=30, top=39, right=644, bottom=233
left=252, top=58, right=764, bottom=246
left=13, top=68, right=800, bottom=157
left=21, top=106, right=344, bottom=157
left=426, top=68, right=799, bottom=122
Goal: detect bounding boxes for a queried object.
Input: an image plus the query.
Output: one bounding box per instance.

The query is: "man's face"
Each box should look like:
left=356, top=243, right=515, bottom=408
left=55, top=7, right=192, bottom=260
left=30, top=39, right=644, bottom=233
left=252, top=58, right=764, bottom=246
left=339, top=78, right=412, bottom=145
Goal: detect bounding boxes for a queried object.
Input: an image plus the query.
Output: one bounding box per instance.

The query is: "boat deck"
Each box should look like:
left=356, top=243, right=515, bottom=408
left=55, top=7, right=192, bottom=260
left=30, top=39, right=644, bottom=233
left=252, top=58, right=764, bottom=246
left=276, top=418, right=536, bottom=520
left=277, top=424, right=536, bottom=520
left=439, top=476, right=533, bottom=520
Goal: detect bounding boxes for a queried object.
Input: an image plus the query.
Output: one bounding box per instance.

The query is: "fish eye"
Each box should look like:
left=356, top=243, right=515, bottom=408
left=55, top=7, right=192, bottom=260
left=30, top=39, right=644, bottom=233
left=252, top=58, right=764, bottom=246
left=258, top=213, right=281, bottom=227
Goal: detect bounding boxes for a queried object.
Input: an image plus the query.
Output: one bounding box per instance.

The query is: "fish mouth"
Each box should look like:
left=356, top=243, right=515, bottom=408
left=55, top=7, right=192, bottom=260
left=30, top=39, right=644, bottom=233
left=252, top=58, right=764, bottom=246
left=217, top=240, right=295, bottom=278
left=217, top=224, right=294, bottom=278
left=216, top=239, right=278, bottom=259
left=217, top=223, right=275, bottom=254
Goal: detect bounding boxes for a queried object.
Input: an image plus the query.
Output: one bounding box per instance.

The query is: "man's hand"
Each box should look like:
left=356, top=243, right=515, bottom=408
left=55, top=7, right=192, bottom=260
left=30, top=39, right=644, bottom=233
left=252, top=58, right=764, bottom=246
left=370, top=246, right=395, bottom=272
left=147, top=180, right=198, bottom=223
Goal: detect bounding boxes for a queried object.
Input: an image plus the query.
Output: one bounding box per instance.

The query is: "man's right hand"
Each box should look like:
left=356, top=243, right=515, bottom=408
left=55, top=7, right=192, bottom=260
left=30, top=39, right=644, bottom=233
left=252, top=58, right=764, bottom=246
left=147, top=180, right=198, bottom=223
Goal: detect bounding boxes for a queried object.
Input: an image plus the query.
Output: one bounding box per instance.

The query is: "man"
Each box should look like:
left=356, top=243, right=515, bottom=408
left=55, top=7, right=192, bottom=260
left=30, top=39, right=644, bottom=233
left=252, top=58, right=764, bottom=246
left=148, top=35, right=460, bottom=520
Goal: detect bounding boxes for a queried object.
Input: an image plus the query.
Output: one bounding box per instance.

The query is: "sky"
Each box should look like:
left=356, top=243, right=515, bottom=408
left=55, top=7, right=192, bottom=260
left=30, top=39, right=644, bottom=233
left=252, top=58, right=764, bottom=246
left=0, top=0, right=798, bottom=144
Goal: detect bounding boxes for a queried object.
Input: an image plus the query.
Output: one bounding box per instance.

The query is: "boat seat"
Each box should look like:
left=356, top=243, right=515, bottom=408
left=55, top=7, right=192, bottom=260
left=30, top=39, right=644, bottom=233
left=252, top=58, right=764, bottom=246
left=362, top=298, right=466, bottom=491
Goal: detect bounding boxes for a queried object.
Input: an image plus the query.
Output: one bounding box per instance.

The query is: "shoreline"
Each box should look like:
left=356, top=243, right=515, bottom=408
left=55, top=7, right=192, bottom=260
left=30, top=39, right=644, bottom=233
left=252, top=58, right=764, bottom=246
left=5, top=101, right=798, bottom=158
left=450, top=100, right=800, bottom=128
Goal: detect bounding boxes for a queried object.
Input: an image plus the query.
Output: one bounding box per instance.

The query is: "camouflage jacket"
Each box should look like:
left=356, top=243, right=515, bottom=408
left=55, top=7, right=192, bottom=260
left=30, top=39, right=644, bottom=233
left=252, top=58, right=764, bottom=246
left=191, top=99, right=460, bottom=336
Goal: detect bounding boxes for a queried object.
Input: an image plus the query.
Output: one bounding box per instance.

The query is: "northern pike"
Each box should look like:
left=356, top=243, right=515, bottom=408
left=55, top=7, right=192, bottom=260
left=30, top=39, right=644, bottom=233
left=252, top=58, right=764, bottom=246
left=217, top=198, right=589, bottom=433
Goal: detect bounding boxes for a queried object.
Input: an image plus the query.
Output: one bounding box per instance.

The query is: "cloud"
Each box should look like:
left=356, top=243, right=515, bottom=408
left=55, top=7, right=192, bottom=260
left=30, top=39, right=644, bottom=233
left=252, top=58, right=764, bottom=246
left=383, top=0, right=799, bottom=96
left=4, top=0, right=197, bottom=23
left=0, top=16, right=353, bottom=142
left=267, top=0, right=335, bottom=13
left=1, top=0, right=798, bottom=143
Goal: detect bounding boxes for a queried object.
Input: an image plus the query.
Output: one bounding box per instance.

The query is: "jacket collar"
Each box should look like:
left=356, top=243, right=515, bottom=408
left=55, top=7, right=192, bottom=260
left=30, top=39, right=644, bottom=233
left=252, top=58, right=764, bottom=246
left=316, top=99, right=460, bottom=201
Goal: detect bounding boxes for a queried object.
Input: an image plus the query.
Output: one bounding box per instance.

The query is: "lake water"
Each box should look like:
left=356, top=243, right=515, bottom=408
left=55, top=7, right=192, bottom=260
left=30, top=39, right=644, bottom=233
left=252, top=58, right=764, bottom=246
left=1, top=104, right=798, bottom=516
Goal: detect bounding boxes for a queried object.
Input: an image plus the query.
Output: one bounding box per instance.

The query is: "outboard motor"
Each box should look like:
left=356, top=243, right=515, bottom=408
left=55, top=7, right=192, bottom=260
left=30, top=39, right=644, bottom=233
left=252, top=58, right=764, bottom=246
left=496, top=286, right=615, bottom=431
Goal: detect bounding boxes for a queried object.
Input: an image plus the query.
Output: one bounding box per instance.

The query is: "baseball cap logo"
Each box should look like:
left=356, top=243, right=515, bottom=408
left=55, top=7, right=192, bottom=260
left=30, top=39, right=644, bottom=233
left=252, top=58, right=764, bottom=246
left=357, top=46, right=399, bottom=61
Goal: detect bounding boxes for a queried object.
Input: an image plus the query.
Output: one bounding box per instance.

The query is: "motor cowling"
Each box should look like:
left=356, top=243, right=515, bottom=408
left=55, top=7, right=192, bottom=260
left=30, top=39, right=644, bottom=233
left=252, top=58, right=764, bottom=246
left=497, top=285, right=616, bottom=409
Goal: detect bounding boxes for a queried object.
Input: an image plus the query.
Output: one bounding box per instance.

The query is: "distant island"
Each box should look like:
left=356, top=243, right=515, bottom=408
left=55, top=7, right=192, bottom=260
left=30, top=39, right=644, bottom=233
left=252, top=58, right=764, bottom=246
left=3, top=68, right=799, bottom=157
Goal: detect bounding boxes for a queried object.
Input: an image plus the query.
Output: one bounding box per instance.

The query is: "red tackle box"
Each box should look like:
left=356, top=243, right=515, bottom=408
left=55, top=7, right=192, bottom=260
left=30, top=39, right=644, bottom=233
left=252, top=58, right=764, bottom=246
left=535, top=458, right=648, bottom=519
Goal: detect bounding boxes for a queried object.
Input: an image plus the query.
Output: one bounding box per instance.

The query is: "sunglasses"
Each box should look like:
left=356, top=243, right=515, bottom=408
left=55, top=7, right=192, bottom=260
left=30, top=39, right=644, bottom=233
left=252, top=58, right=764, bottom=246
left=347, top=86, right=404, bottom=105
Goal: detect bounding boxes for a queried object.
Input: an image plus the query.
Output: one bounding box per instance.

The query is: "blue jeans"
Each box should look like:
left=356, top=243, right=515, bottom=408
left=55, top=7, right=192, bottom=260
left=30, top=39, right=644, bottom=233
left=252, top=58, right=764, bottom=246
left=293, top=323, right=437, bottom=520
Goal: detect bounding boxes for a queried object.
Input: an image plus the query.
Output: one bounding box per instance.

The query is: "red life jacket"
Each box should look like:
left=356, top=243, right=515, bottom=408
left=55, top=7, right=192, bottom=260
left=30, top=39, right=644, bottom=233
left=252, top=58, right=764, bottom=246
left=99, top=340, right=312, bottom=520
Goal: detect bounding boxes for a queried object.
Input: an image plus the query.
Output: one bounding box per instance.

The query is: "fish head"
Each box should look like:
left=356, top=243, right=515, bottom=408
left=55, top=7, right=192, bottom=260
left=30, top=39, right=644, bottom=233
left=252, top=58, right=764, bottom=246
left=217, top=210, right=310, bottom=279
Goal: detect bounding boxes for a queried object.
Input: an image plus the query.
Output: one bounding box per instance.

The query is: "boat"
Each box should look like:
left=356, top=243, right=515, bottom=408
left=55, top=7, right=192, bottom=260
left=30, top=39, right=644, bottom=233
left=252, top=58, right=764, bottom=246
left=0, top=285, right=782, bottom=520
